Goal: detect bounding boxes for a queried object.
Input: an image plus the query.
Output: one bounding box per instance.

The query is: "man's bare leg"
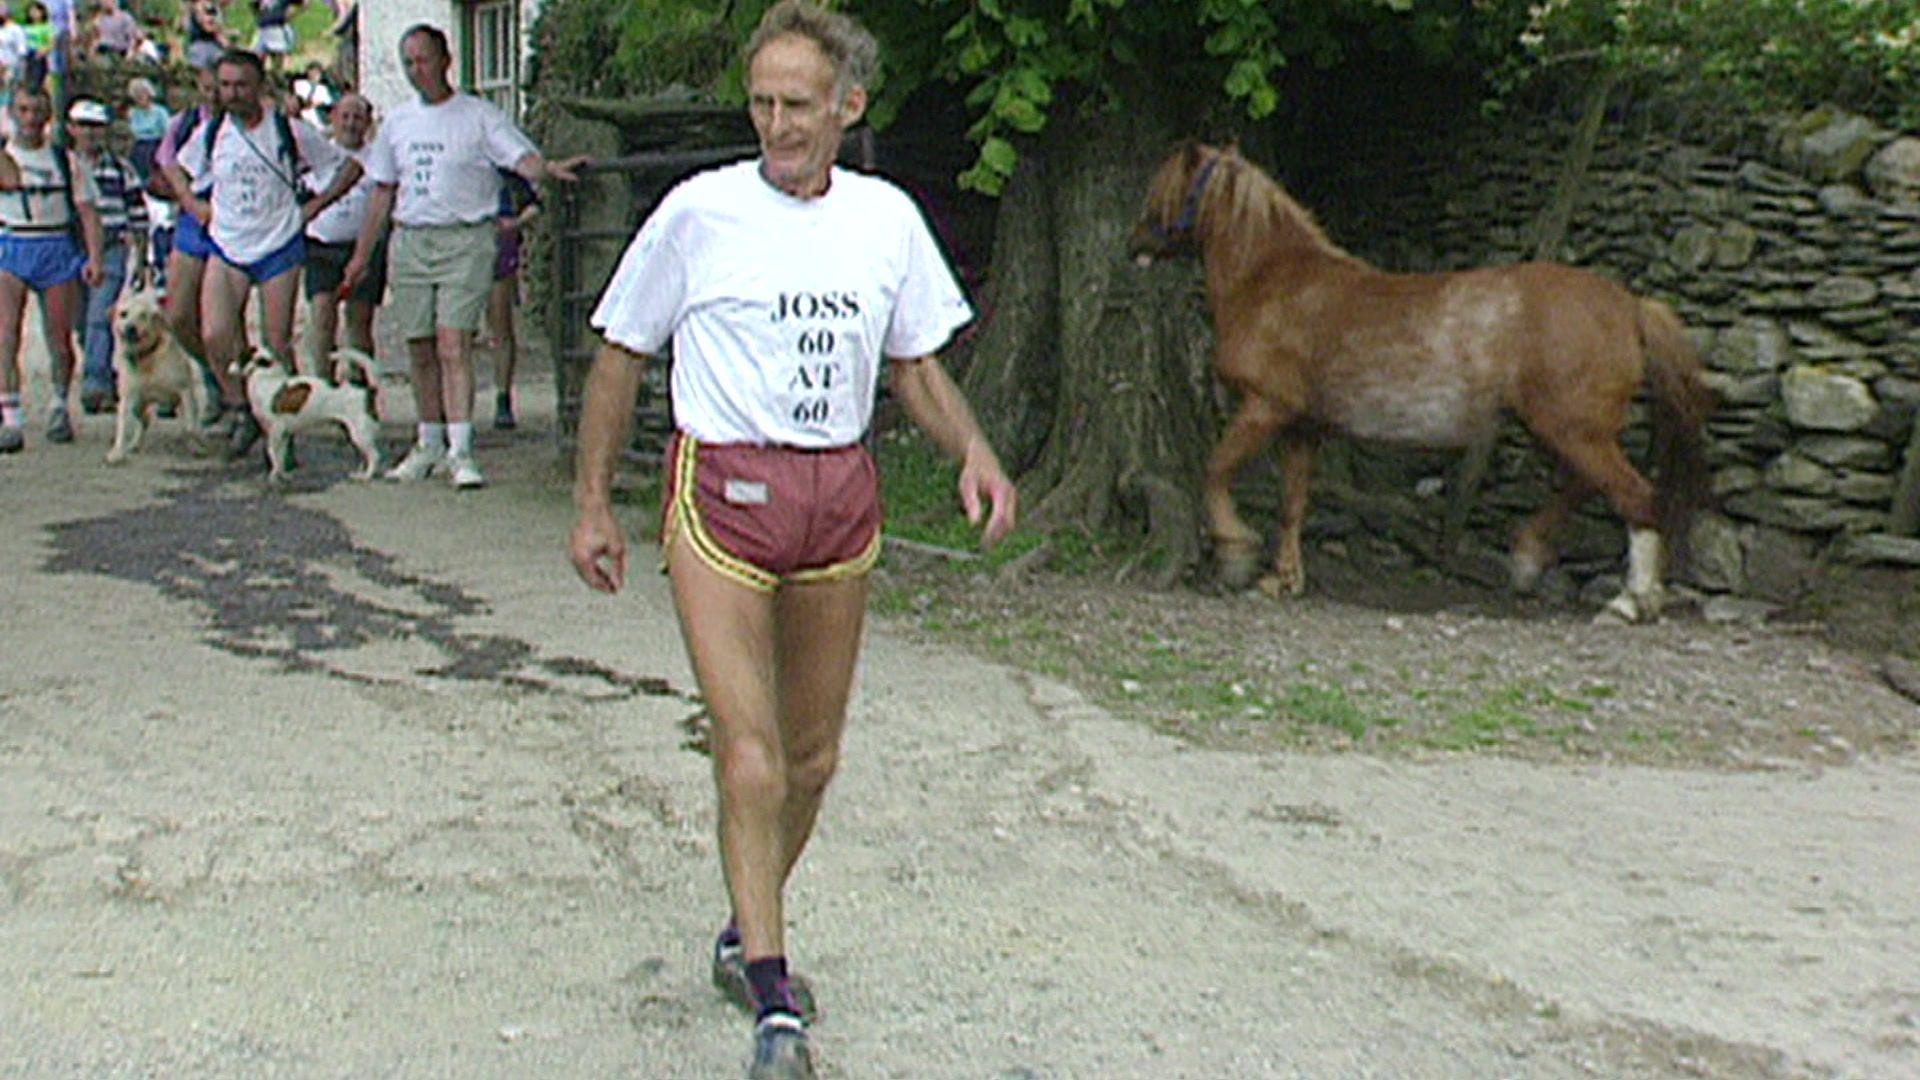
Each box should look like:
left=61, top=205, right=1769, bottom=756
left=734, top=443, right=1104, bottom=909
left=0, top=274, right=30, bottom=446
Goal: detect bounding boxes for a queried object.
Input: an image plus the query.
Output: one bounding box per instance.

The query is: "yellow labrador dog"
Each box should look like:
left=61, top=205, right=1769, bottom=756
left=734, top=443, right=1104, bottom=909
left=105, top=284, right=215, bottom=463
left=234, top=347, right=384, bottom=483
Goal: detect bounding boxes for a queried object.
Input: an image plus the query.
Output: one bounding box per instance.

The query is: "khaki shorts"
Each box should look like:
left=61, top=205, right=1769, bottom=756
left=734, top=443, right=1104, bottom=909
left=387, top=222, right=495, bottom=340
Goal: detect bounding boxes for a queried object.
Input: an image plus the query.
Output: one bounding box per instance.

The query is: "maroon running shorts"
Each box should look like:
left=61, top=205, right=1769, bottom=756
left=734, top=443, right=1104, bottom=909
left=662, top=433, right=883, bottom=592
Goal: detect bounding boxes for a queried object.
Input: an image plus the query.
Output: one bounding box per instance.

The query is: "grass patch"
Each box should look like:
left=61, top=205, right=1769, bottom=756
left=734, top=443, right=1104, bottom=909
left=1279, top=681, right=1397, bottom=741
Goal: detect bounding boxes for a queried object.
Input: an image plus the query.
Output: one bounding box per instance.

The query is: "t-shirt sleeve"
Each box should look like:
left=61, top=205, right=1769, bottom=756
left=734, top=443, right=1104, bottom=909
left=589, top=204, right=688, bottom=357
left=883, top=200, right=973, bottom=359
left=364, top=124, right=397, bottom=185
left=480, top=104, right=538, bottom=172
left=174, top=118, right=211, bottom=178
left=294, top=117, right=343, bottom=174
left=70, top=154, right=100, bottom=206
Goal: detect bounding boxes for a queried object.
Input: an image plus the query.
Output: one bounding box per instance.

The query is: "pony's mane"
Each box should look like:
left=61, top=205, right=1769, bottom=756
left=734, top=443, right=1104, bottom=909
left=1198, top=147, right=1353, bottom=262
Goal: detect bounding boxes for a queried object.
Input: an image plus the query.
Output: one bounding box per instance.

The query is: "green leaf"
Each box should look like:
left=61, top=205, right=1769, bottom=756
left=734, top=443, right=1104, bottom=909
left=979, top=135, right=1018, bottom=176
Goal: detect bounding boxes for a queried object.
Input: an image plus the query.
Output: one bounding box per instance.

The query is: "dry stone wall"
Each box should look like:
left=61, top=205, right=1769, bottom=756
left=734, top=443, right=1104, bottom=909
left=1301, top=105, right=1920, bottom=600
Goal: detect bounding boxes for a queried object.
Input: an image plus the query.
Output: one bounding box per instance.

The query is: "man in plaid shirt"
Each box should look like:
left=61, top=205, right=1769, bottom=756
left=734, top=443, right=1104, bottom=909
left=69, top=97, right=149, bottom=415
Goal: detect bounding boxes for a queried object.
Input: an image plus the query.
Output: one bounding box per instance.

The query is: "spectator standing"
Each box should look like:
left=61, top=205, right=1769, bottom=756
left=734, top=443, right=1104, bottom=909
left=20, top=2, right=51, bottom=89
left=343, top=24, right=583, bottom=489
left=0, top=7, right=27, bottom=128
left=253, top=0, right=298, bottom=74
left=90, top=0, right=139, bottom=58
left=0, top=89, right=104, bottom=452
left=485, top=167, right=535, bottom=430
left=168, top=49, right=358, bottom=450
left=184, top=0, right=226, bottom=70
left=125, top=76, right=169, bottom=181
left=301, top=91, right=378, bottom=367
left=69, top=97, right=147, bottom=415
left=292, top=60, right=333, bottom=126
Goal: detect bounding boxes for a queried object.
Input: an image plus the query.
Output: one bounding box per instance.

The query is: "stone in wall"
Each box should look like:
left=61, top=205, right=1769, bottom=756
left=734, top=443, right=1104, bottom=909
left=1775, top=107, right=1894, bottom=184
left=1864, top=136, right=1920, bottom=203
left=1781, top=365, right=1880, bottom=431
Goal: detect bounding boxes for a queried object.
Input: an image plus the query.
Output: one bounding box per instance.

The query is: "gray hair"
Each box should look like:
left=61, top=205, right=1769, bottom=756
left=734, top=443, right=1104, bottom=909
left=744, top=1, right=878, bottom=101
left=127, top=76, right=155, bottom=98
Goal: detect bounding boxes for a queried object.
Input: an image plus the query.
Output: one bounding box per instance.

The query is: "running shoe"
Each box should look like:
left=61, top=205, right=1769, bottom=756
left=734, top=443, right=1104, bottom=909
left=494, top=391, right=516, bottom=431
left=46, top=409, right=73, bottom=444
left=227, top=411, right=262, bottom=457
left=447, top=453, right=486, bottom=490
left=747, top=1012, right=813, bottom=1080
left=0, top=425, right=22, bottom=453
left=386, top=443, right=447, bottom=482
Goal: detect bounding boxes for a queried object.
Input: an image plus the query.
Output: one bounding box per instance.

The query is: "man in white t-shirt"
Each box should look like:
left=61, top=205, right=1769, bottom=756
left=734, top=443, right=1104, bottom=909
left=167, top=48, right=361, bottom=454
left=301, top=92, right=379, bottom=369
left=568, top=5, right=1015, bottom=1078
left=342, top=23, right=585, bottom=490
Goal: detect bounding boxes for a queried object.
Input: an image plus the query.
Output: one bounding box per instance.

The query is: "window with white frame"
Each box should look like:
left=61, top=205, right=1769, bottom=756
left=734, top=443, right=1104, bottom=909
left=463, top=0, right=519, bottom=118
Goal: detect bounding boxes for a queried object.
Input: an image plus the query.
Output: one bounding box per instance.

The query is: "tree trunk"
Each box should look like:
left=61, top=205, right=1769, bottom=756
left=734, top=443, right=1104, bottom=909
left=963, top=97, right=1216, bottom=584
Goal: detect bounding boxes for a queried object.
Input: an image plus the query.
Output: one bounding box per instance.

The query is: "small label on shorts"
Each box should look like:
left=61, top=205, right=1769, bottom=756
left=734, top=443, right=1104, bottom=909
left=724, top=479, right=770, bottom=506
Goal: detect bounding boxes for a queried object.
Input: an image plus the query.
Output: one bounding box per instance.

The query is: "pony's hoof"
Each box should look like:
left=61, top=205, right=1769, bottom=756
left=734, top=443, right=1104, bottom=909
left=104, top=451, right=127, bottom=466
left=1594, top=590, right=1662, bottom=625
left=1256, top=572, right=1304, bottom=600
left=1217, top=547, right=1261, bottom=590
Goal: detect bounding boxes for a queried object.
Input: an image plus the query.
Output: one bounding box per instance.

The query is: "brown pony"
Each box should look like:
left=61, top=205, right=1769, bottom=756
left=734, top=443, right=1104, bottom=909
left=1128, top=142, right=1711, bottom=622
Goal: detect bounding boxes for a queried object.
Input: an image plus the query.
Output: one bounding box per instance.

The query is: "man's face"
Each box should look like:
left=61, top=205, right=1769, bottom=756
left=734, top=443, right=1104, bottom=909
left=195, top=65, right=218, bottom=105
left=330, top=96, right=371, bottom=148
left=402, top=31, right=451, bottom=98
left=10, top=96, right=48, bottom=141
left=747, top=33, right=864, bottom=197
left=72, top=122, right=103, bottom=151
left=217, top=61, right=262, bottom=120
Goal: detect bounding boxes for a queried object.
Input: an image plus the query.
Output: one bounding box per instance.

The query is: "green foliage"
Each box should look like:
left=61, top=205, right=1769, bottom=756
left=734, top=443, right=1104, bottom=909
left=1512, top=0, right=1920, bottom=129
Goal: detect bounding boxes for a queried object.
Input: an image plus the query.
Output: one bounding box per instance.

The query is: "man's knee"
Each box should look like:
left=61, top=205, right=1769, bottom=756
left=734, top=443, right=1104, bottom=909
left=715, top=734, right=788, bottom=807
left=787, top=745, right=839, bottom=800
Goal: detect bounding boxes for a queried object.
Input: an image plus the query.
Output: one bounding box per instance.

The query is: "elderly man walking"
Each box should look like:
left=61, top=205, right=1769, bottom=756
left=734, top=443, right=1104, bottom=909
left=344, top=23, right=584, bottom=489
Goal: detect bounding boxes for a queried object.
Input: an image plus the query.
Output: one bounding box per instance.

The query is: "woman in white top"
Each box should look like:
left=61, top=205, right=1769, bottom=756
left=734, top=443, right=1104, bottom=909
left=569, top=5, right=1015, bottom=1078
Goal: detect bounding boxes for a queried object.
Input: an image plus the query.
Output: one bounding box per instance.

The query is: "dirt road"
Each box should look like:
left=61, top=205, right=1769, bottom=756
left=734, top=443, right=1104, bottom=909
left=2, top=370, right=1916, bottom=1078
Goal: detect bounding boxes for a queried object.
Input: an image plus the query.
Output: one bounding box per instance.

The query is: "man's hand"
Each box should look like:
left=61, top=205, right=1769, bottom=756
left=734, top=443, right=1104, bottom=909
left=958, top=440, right=1017, bottom=548
left=299, top=196, right=323, bottom=224
left=81, top=258, right=103, bottom=288
left=340, top=253, right=365, bottom=295
left=569, top=503, right=628, bottom=594
left=546, top=154, right=590, bottom=184
left=183, top=194, right=211, bottom=227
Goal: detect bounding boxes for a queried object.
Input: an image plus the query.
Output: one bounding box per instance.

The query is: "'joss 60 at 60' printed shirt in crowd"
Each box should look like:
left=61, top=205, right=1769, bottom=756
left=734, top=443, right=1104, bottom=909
left=590, top=161, right=973, bottom=449
left=364, top=93, right=536, bottom=228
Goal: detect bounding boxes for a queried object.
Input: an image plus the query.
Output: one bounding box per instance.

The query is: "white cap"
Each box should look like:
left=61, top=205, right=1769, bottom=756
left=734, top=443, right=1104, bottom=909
left=68, top=100, right=111, bottom=126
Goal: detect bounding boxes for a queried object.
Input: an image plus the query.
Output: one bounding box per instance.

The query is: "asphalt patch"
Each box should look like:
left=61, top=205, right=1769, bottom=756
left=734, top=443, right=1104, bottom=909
left=43, top=474, right=687, bottom=703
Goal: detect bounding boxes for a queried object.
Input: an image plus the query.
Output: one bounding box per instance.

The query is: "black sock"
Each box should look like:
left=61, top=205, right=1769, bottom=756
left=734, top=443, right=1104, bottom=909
left=745, top=956, right=790, bottom=1018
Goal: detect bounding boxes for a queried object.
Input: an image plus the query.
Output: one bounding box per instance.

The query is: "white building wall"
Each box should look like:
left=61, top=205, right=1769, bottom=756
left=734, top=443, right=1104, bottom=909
left=357, top=0, right=544, bottom=119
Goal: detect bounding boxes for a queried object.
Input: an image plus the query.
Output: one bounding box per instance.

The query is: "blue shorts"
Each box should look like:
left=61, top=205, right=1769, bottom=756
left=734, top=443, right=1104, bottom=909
left=213, top=233, right=306, bottom=284
left=175, top=210, right=215, bottom=260
left=0, top=233, right=85, bottom=291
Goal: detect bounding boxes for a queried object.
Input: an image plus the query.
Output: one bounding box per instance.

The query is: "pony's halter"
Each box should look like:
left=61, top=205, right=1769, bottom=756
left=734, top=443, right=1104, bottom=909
left=1152, top=155, right=1221, bottom=242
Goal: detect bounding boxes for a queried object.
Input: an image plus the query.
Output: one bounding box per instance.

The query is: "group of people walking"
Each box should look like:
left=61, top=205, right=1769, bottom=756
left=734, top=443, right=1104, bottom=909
left=0, top=24, right=567, bottom=490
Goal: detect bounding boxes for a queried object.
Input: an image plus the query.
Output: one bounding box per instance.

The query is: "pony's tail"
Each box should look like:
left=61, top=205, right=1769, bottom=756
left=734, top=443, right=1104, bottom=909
left=1636, top=297, right=1713, bottom=555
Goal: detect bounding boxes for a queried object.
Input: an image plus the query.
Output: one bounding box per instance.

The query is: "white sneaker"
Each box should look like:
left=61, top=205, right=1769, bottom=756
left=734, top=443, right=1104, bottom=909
left=447, top=453, right=485, bottom=490
left=385, top=442, right=447, bottom=482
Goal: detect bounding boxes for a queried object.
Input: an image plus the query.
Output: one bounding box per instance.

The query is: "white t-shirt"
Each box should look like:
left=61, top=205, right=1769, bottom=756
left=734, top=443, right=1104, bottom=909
left=591, top=160, right=973, bottom=448
left=0, top=142, right=98, bottom=233
left=0, top=24, right=26, bottom=72
left=304, top=141, right=373, bottom=244
left=365, top=94, right=536, bottom=228
left=177, top=107, right=343, bottom=264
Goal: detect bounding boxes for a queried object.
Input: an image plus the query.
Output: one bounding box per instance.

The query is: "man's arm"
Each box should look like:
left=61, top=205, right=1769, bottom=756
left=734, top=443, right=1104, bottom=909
left=301, top=157, right=361, bottom=222
left=340, top=181, right=393, bottom=293
left=512, top=150, right=589, bottom=186
left=568, top=342, right=652, bottom=593
left=74, top=195, right=106, bottom=287
left=887, top=355, right=1018, bottom=546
